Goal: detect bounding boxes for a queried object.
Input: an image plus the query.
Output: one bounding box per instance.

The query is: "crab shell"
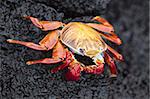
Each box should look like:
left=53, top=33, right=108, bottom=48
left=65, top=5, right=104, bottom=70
left=60, top=22, right=107, bottom=59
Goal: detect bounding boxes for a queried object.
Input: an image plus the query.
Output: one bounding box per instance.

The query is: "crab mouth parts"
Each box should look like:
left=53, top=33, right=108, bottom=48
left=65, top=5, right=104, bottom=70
left=74, top=54, right=96, bottom=65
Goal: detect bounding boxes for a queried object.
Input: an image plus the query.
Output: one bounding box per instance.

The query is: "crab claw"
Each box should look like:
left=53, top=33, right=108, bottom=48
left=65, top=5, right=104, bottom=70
left=50, top=51, right=72, bottom=73
left=65, top=62, right=81, bottom=81
left=83, top=64, right=104, bottom=74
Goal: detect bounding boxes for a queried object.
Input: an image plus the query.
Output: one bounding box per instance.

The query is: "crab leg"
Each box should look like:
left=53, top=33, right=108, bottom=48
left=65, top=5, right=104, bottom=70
left=107, top=45, right=124, bottom=61
left=92, top=16, right=113, bottom=28
left=86, top=16, right=122, bottom=45
left=39, top=30, right=59, bottom=50
left=104, top=33, right=122, bottom=45
left=7, top=39, right=48, bottom=50
left=87, top=16, right=114, bottom=33
left=26, top=41, right=66, bottom=65
left=7, top=30, right=59, bottom=51
left=104, top=52, right=117, bottom=77
left=87, top=23, right=114, bottom=34
left=86, top=23, right=122, bottom=45
left=24, top=16, right=64, bottom=31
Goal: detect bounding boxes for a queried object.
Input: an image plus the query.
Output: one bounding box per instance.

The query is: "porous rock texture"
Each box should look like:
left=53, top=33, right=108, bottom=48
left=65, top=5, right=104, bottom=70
left=0, top=0, right=149, bottom=99
left=32, top=0, right=111, bottom=17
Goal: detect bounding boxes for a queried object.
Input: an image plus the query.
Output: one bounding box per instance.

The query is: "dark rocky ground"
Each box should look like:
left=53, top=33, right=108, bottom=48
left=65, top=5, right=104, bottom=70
left=32, top=0, right=111, bottom=17
left=0, top=0, right=149, bottom=99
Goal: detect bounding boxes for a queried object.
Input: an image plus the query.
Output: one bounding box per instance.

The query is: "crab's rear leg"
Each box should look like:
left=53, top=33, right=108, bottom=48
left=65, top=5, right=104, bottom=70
left=87, top=23, right=122, bottom=45
left=7, top=30, right=59, bottom=51
left=7, top=30, right=64, bottom=65
left=104, top=52, right=118, bottom=77
left=92, top=16, right=113, bottom=27
left=26, top=41, right=66, bottom=65
left=87, top=24, right=122, bottom=45
left=7, top=39, right=47, bottom=50
left=107, top=44, right=124, bottom=61
left=24, top=16, right=64, bottom=31
left=87, top=16, right=114, bottom=33
left=87, top=16, right=122, bottom=45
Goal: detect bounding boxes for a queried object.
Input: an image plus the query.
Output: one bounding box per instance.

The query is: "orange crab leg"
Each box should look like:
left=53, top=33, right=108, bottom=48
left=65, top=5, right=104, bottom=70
left=26, top=41, right=66, bottom=65
left=92, top=16, right=113, bottom=28
left=104, top=52, right=117, bottom=77
left=99, top=31, right=121, bottom=45
left=7, top=39, right=47, bottom=50
left=86, top=23, right=122, bottom=45
left=87, top=16, right=122, bottom=45
left=107, top=45, right=124, bottom=61
left=39, top=30, right=59, bottom=50
left=87, top=23, right=114, bottom=34
left=24, top=16, right=64, bottom=31
left=7, top=30, right=59, bottom=51
left=91, top=16, right=114, bottom=34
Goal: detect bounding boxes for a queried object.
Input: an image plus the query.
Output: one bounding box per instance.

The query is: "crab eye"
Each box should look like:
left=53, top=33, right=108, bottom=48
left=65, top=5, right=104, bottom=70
left=101, top=53, right=104, bottom=57
left=78, top=48, right=85, bottom=54
left=99, top=47, right=104, bottom=52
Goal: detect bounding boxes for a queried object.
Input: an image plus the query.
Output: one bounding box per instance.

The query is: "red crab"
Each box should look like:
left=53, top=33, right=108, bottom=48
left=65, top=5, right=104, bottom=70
left=7, top=16, right=123, bottom=81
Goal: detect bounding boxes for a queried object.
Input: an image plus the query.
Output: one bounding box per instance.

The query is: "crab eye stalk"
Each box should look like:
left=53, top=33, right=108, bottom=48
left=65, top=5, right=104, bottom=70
left=78, top=48, right=85, bottom=55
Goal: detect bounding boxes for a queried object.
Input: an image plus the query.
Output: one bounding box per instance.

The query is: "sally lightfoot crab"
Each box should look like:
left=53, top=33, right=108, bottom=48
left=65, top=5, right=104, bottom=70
left=7, top=16, right=123, bottom=81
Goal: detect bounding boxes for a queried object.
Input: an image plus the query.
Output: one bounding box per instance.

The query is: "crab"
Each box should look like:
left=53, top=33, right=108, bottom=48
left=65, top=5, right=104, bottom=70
left=7, top=16, right=123, bottom=81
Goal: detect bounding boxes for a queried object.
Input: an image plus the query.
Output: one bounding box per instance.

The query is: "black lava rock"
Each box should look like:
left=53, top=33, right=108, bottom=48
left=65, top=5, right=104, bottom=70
left=32, top=0, right=111, bottom=17
left=0, top=0, right=149, bottom=99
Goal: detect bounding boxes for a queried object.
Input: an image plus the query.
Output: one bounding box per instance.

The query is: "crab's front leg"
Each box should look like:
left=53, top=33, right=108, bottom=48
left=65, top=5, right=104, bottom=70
left=24, top=16, right=65, bottom=31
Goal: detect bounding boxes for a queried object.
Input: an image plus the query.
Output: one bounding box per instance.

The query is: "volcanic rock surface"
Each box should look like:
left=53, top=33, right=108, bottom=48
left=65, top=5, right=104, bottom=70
left=0, top=0, right=149, bottom=99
